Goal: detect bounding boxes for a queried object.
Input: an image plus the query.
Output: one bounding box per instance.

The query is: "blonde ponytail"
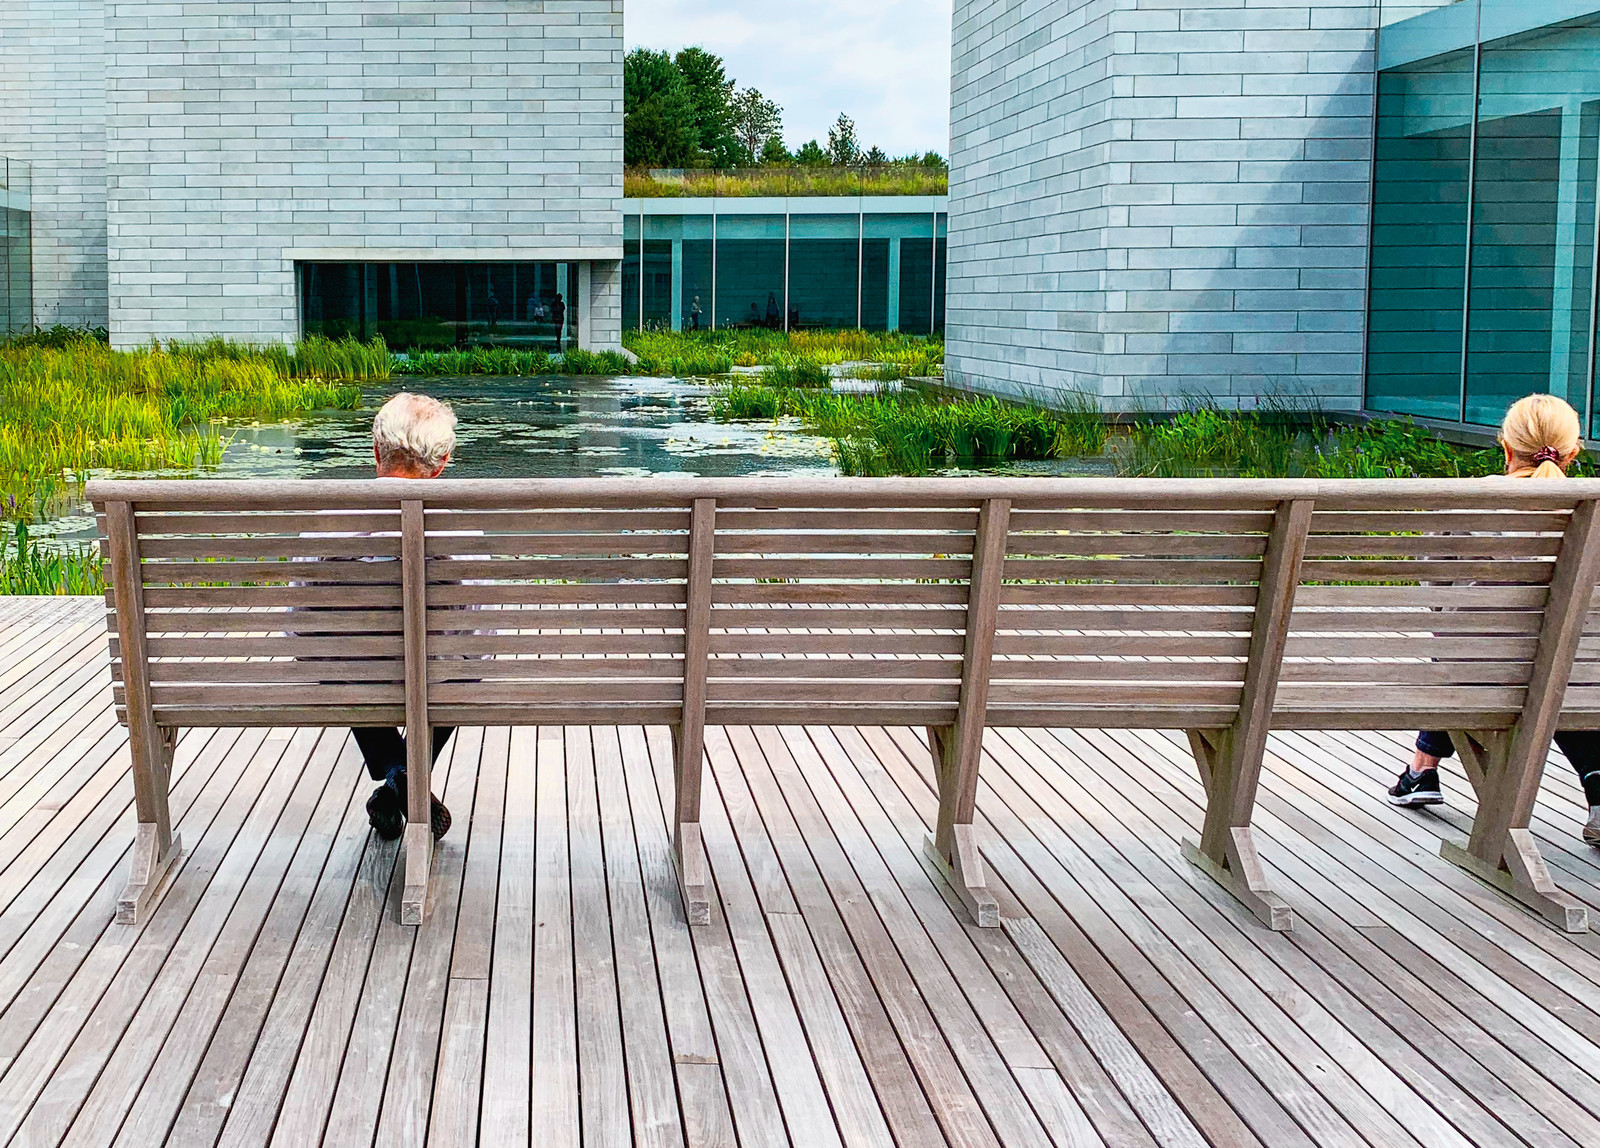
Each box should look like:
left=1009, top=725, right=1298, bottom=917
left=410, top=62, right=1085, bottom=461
left=1500, top=394, right=1581, bottom=479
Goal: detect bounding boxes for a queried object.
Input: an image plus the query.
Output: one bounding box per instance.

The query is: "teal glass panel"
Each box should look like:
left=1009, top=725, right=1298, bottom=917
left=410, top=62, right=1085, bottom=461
left=1365, top=49, right=1474, bottom=420
left=714, top=214, right=785, bottom=329
left=1465, top=19, right=1600, bottom=426
left=300, top=262, right=578, bottom=351
left=623, top=213, right=640, bottom=330
left=789, top=213, right=860, bottom=328
left=653, top=215, right=712, bottom=331
left=864, top=214, right=935, bottom=333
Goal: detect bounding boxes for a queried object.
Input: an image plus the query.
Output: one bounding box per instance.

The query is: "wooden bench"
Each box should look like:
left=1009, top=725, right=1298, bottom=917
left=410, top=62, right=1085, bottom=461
left=90, top=476, right=1600, bottom=933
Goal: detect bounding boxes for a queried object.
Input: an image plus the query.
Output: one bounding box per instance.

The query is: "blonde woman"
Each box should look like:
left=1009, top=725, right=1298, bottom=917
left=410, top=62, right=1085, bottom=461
left=1389, top=394, right=1600, bottom=847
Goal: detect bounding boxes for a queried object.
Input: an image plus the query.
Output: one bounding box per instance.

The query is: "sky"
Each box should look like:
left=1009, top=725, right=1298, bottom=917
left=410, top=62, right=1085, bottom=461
left=624, top=0, right=954, bottom=159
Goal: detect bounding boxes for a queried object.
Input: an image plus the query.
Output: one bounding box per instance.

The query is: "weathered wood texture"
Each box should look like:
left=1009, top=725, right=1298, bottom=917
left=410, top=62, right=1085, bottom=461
left=88, top=479, right=1600, bottom=930
left=4, top=597, right=1600, bottom=1146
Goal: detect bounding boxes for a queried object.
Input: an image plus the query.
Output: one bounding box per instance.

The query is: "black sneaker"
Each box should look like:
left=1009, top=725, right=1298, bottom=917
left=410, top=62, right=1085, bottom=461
left=366, top=783, right=404, bottom=841
left=430, top=796, right=452, bottom=841
left=1388, top=768, right=1444, bottom=807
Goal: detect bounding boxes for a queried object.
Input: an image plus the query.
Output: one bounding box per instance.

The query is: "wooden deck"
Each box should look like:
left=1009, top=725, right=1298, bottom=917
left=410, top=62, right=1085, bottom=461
left=3, top=596, right=1600, bottom=1147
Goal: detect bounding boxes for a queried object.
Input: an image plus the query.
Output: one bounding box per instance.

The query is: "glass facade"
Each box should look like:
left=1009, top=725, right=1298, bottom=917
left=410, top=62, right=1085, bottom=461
left=623, top=203, right=947, bottom=333
left=1367, top=9, right=1600, bottom=432
left=299, top=262, right=579, bottom=351
left=1, top=158, right=31, bottom=337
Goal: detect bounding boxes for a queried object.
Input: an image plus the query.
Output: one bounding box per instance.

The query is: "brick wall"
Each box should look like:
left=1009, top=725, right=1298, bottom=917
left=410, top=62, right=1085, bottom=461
left=104, top=0, right=624, bottom=347
left=0, top=0, right=109, bottom=330
left=947, top=0, right=1405, bottom=412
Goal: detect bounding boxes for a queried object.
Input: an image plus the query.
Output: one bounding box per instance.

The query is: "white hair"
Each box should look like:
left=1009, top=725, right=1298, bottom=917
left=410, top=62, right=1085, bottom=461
left=372, top=392, right=457, bottom=475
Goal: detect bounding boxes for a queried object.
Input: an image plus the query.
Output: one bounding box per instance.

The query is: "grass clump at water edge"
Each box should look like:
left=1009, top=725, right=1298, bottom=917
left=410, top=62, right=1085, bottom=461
left=0, top=522, right=104, bottom=595
left=0, top=335, right=372, bottom=525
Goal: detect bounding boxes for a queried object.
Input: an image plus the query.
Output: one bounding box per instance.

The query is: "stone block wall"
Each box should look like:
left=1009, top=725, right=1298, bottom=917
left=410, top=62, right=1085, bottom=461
left=946, top=0, right=1445, bottom=412
left=104, top=0, right=624, bottom=347
left=0, top=0, right=109, bottom=330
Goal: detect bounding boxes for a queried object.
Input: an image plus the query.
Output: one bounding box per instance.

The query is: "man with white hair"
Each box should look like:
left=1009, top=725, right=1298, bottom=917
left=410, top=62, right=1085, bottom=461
left=357, top=392, right=458, bottom=842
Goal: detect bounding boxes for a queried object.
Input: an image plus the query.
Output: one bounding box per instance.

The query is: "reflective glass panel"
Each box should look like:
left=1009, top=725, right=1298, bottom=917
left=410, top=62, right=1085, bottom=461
left=714, top=214, right=785, bottom=329
left=788, top=213, right=860, bottom=329
left=300, top=262, right=579, bottom=351
left=1366, top=49, right=1474, bottom=420
left=1466, top=20, right=1600, bottom=425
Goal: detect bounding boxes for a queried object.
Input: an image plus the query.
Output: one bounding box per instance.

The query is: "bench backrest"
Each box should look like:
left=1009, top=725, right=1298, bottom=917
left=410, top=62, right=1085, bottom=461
left=89, top=476, right=1600, bottom=733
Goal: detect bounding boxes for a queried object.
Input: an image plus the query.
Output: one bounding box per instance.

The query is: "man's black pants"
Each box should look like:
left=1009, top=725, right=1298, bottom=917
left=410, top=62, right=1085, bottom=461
left=351, top=726, right=456, bottom=783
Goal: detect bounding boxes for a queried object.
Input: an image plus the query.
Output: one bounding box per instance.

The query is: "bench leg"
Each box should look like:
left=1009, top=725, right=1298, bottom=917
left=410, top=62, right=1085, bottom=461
left=1182, top=729, right=1292, bottom=932
left=401, top=722, right=435, bottom=925
left=925, top=725, right=999, bottom=927
left=671, top=724, right=710, bottom=926
left=1441, top=731, right=1587, bottom=933
left=118, top=725, right=182, bottom=925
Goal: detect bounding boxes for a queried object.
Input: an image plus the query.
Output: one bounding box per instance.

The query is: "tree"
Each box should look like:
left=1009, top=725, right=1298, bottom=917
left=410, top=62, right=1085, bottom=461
left=674, top=46, right=742, bottom=169
left=863, top=145, right=888, bottom=166
left=794, top=139, right=828, bottom=167
left=760, top=136, right=793, bottom=166
left=920, top=150, right=948, bottom=171
left=623, top=48, right=697, bottom=168
left=730, top=87, right=783, bottom=165
left=826, top=113, right=860, bottom=166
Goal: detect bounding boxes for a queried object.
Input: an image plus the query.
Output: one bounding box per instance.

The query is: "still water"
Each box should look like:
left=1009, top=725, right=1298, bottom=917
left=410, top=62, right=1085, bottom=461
left=38, top=375, right=835, bottom=545
left=36, top=373, right=1101, bottom=546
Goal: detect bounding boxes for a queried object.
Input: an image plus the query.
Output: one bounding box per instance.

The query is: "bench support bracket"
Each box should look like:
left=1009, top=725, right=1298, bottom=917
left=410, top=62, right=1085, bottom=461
left=1443, top=730, right=1588, bottom=932
left=1182, top=729, right=1291, bottom=930
left=673, top=497, right=717, bottom=927
left=926, top=497, right=1010, bottom=928
left=1181, top=498, right=1312, bottom=932
left=926, top=726, right=999, bottom=927
left=118, top=724, right=182, bottom=924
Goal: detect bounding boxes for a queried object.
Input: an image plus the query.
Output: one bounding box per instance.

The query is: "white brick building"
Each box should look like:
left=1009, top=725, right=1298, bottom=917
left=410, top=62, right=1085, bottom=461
left=2, top=0, right=623, bottom=350
left=945, top=0, right=1451, bottom=412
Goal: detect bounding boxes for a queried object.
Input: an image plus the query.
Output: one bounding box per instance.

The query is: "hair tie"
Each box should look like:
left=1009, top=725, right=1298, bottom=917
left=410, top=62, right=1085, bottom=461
left=1531, top=445, right=1562, bottom=465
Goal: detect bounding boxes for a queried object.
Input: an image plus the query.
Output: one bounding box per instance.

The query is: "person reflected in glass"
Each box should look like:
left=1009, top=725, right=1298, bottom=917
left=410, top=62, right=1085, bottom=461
left=747, top=302, right=760, bottom=327
left=690, top=295, right=702, bottom=331
left=766, top=291, right=780, bottom=328
left=551, top=292, right=566, bottom=352
left=1388, top=393, right=1600, bottom=848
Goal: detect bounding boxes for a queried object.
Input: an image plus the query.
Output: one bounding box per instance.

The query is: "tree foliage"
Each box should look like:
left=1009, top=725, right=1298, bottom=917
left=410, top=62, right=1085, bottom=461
left=794, top=139, right=828, bottom=167
left=731, top=87, right=783, bottom=164
left=826, top=113, right=860, bottom=166
left=673, top=47, right=743, bottom=168
left=623, top=48, right=698, bottom=168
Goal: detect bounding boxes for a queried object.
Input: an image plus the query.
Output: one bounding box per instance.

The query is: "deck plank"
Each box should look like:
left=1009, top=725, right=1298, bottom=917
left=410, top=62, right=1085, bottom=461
left=0, top=598, right=1598, bottom=1147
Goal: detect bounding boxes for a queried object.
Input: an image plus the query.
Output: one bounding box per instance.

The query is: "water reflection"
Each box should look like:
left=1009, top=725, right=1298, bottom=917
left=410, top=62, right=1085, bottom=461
left=40, top=374, right=834, bottom=544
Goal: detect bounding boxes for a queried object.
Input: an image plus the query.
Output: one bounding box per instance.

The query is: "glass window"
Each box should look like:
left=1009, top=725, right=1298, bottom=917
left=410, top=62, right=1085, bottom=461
left=300, top=262, right=579, bottom=351
left=657, top=215, right=712, bottom=332
left=623, top=212, right=640, bottom=331
left=1466, top=19, right=1600, bottom=427
left=788, top=214, right=861, bottom=329
left=9, top=208, right=30, bottom=336
left=1366, top=49, right=1475, bottom=420
left=864, top=213, right=936, bottom=333
left=713, top=214, right=784, bottom=330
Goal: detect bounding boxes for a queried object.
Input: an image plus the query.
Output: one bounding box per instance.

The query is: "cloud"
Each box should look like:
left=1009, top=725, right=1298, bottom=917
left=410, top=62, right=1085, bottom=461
left=625, top=0, right=953, bottom=158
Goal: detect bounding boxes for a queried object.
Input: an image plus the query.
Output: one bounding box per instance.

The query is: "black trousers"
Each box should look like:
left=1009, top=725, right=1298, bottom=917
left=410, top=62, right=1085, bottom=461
left=1417, top=729, right=1600, bottom=807
left=351, top=726, right=456, bottom=783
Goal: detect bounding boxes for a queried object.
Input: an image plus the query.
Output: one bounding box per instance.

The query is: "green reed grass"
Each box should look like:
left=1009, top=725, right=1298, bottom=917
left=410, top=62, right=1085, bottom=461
left=708, top=383, right=1104, bottom=475
left=1116, top=404, right=1512, bottom=479
left=0, top=338, right=369, bottom=525
left=0, top=522, right=105, bottom=595
left=624, top=329, right=943, bottom=378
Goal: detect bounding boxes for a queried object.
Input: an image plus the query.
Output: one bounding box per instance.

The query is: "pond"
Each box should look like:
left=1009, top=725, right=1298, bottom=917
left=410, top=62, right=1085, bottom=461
left=34, top=374, right=1104, bottom=547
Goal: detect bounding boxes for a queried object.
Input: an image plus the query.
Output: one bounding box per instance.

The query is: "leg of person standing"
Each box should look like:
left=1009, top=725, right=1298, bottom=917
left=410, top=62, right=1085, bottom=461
left=1553, top=731, right=1600, bottom=845
left=1389, top=730, right=1449, bottom=806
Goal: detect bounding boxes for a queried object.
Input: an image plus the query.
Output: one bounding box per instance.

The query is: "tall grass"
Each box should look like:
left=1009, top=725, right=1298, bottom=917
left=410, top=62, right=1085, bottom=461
left=0, top=522, right=104, bottom=595
left=709, top=383, right=1104, bottom=475
left=1116, top=405, right=1510, bottom=479
left=625, top=165, right=947, bottom=199
left=625, top=329, right=943, bottom=378
left=0, top=338, right=368, bottom=524
left=397, top=346, right=633, bottom=377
